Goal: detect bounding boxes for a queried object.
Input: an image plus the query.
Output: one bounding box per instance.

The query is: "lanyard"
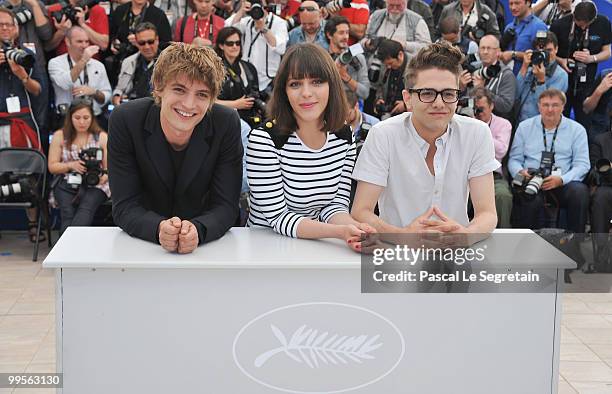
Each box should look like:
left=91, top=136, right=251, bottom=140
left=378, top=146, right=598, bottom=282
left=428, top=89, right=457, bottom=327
left=541, top=122, right=560, bottom=153
left=569, top=24, right=589, bottom=52
left=194, top=14, right=213, bottom=41
left=67, top=56, right=89, bottom=86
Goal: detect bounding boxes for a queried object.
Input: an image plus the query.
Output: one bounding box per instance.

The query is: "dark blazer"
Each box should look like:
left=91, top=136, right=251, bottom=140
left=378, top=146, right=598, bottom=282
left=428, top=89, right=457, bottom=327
left=109, top=2, right=172, bottom=46
left=108, top=97, right=243, bottom=245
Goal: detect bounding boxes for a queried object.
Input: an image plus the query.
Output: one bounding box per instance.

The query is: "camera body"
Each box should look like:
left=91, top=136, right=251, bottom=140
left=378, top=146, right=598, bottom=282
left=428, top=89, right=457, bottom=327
left=67, top=147, right=104, bottom=189
left=5, top=3, right=33, bottom=25
left=500, top=27, right=516, bottom=51
left=589, top=159, right=612, bottom=187
left=1, top=42, right=35, bottom=69
left=531, top=50, right=549, bottom=67
left=478, top=62, right=501, bottom=80
left=52, top=0, right=100, bottom=24
left=461, top=53, right=479, bottom=74
left=0, top=173, right=37, bottom=202
left=464, top=13, right=490, bottom=41
left=512, top=151, right=555, bottom=197
left=248, top=0, right=276, bottom=20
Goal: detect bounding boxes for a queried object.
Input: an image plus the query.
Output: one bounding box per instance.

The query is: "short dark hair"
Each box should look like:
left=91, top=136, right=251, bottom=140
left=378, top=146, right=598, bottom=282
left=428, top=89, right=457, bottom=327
left=471, top=87, right=494, bottom=106
left=376, top=38, right=403, bottom=60
left=439, top=16, right=460, bottom=35
left=215, top=26, right=242, bottom=58
left=532, top=31, right=558, bottom=48
left=267, top=43, right=348, bottom=134
left=404, top=41, right=463, bottom=89
left=134, top=22, right=157, bottom=35
left=573, top=1, right=597, bottom=23
left=324, top=15, right=350, bottom=42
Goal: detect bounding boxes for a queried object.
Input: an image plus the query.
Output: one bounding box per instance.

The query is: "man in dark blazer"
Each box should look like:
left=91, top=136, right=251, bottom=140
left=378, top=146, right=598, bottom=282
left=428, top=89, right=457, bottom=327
left=108, top=43, right=242, bottom=253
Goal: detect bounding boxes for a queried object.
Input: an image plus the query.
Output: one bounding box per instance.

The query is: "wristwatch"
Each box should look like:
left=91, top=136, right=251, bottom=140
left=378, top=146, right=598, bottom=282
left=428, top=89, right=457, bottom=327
left=511, top=51, right=517, bottom=60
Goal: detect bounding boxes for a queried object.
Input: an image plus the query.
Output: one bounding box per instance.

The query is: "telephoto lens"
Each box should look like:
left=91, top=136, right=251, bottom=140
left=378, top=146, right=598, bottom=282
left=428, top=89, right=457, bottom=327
left=525, top=174, right=544, bottom=196
left=248, top=0, right=265, bottom=20
left=2, top=44, right=35, bottom=69
left=338, top=50, right=353, bottom=65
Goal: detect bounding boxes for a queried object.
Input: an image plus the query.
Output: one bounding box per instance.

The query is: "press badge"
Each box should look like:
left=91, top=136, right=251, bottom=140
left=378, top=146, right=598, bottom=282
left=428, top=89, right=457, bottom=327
left=6, top=96, right=20, bottom=113
left=22, top=42, right=36, bottom=55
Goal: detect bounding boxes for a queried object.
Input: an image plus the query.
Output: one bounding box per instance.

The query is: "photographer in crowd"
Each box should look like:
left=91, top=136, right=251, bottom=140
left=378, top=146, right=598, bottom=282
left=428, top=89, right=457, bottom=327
left=472, top=87, right=512, bottom=228
left=173, top=0, right=225, bottom=45
left=589, top=126, right=612, bottom=272
left=583, top=70, right=612, bottom=138
left=48, top=98, right=109, bottom=235
left=337, top=0, right=369, bottom=45
left=46, top=0, right=109, bottom=54
left=551, top=1, right=611, bottom=139
left=373, top=38, right=407, bottom=119
left=499, top=0, right=547, bottom=75
left=112, top=22, right=159, bottom=106
left=516, top=31, right=568, bottom=122
left=407, top=0, right=434, bottom=40
left=48, top=26, right=112, bottom=128
left=462, top=34, right=516, bottom=119
left=508, top=89, right=590, bottom=233
left=346, top=90, right=379, bottom=141
left=326, top=15, right=369, bottom=100
left=287, top=1, right=327, bottom=49
left=214, top=26, right=261, bottom=127
left=0, top=7, right=42, bottom=149
left=226, top=0, right=288, bottom=95
left=437, top=0, right=499, bottom=42
left=364, top=0, right=431, bottom=56
left=532, top=0, right=574, bottom=27
left=352, top=42, right=499, bottom=236
left=108, top=0, right=171, bottom=84
left=438, top=16, right=478, bottom=56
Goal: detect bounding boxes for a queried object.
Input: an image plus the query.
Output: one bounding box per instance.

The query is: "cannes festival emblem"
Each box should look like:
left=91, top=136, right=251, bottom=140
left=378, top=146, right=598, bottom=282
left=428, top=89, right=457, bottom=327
left=233, top=302, right=405, bottom=393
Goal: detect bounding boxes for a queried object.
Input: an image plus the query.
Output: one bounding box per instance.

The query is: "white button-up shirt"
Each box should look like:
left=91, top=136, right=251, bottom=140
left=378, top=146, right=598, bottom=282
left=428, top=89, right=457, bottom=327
left=352, top=112, right=500, bottom=227
left=48, top=54, right=112, bottom=116
left=225, top=13, right=288, bottom=91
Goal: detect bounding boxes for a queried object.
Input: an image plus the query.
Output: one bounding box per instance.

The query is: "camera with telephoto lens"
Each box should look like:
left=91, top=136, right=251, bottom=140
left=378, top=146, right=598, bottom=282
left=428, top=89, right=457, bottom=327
left=324, top=0, right=351, bottom=12
left=368, top=57, right=383, bottom=83
left=5, top=4, right=33, bottom=25
left=248, top=0, right=270, bottom=20
left=1, top=42, right=35, bottom=69
left=531, top=50, right=549, bottom=66
left=513, top=151, right=555, bottom=197
left=478, top=62, right=501, bottom=80
left=462, top=53, right=479, bottom=74
left=500, top=26, right=516, bottom=51
left=531, top=30, right=550, bottom=67
left=68, top=147, right=104, bottom=188
left=0, top=173, right=37, bottom=202
left=464, top=13, right=490, bottom=41
left=247, top=90, right=267, bottom=114
left=52, top=0, right=100, bottom=24
left=365, top=36, right=384, bottom=53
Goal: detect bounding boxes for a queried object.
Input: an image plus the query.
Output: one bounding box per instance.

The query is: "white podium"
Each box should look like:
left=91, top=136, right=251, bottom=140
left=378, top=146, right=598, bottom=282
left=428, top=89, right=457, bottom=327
left=43, top=227, right=575, bottom=394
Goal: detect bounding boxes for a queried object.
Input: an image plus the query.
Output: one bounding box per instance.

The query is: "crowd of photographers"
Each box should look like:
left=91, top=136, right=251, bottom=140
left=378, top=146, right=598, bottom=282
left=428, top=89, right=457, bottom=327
left=0, top=0, right=611, bottom=266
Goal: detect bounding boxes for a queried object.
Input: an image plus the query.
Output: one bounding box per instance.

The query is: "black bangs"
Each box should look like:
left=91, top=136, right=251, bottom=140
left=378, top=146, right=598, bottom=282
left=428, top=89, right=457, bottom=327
left=285, top=45, right=333, bottom=82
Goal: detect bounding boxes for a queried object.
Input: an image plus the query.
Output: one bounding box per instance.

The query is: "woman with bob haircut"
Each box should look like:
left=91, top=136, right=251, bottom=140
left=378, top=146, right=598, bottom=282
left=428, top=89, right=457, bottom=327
left=246, top=43, right=374, bottom=252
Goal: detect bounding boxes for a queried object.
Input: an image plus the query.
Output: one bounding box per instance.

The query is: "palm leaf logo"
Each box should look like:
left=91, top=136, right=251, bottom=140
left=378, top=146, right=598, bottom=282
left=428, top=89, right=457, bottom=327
left=254, top=325, right=383, bottom=368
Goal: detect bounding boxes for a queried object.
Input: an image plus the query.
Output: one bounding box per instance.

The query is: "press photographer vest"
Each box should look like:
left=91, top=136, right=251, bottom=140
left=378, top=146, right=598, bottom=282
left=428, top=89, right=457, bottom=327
left=369, top=9, right=422, bottom=43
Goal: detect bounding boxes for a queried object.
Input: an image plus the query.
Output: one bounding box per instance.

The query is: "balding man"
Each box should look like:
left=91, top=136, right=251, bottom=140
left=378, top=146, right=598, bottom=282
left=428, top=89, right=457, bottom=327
left=287, top=1, right=328, bottom=49
left=48, top=26, right=112, bottom=126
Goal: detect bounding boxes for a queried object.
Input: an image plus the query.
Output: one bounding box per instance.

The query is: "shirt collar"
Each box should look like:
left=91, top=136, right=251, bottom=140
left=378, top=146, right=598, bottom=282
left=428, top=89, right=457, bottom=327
left=406, top=113, right=452, bottom=151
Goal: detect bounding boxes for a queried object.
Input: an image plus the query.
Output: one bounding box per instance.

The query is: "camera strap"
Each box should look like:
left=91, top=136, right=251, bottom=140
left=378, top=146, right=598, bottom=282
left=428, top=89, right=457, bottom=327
left=460, top=2, right=475, bottom=32
left=541, top=122, right=560, bottom=154
left=67, top=55, right=89, bottom=86
left=374, top=11, right=404, bottom=40
left=194, top=14, right=214, bottom=42
left=569, top=24, right=589, bottom=53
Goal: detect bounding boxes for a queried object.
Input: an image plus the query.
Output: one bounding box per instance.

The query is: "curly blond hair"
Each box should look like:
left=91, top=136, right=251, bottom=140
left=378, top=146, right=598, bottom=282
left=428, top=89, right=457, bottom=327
left=151, top=43, right=225, bottom=107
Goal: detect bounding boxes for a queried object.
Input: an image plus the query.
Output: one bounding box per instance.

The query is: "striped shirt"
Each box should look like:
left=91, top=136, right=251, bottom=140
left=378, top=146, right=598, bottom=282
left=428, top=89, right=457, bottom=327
left=246, top=128, right=356, bottom=238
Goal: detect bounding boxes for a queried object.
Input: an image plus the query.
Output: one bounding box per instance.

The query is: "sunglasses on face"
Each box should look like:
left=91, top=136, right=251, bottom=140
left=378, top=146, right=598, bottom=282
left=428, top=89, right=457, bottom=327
left=137, top=39, right=156, bottom=46
left=298, top=6, right=316, bottom=11
left=224, top=40, right=241, bottom=47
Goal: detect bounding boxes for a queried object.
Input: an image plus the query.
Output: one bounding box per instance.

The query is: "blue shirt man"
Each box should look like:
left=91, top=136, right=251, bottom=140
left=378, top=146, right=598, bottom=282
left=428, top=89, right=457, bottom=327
left=287, top=3, right=328, bottom=50
left=509, top=89, right=590, bottom=232
left=500, top=0, right=547, bottom=74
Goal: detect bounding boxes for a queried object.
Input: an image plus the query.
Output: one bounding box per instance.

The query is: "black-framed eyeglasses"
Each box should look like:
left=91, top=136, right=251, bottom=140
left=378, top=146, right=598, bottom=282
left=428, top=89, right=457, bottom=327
left=137, top=39, right=156, bottom=46
left=224, top=40, right=241, bottom=47
left=298, top=6, right=316, bottom=11
left=408, top=88, right=461, bottom=103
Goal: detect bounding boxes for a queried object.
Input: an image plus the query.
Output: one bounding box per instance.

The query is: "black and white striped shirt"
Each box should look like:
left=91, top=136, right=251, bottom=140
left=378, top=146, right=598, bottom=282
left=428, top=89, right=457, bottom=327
left=246, top=128, right=356, bottom=237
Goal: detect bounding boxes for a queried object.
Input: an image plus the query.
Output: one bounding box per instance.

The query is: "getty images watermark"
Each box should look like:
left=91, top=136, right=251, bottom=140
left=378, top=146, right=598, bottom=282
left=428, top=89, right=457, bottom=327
left=361, top=233, right=577, bottom=293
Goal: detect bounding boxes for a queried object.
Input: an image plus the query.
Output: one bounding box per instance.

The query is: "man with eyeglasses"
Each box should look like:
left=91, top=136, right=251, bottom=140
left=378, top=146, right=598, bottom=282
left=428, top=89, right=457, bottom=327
left=508, top=89, right=590, bottom=232
left=515, top=31, right=567, bottom=122
left=48, top=25, right=112, bottom=127
left=462, top=34, right=516, bottom=120
left=352, top=42, right=499, bottom=236
left=287, top=1, right=327, bottom=49
left=113, top=22, right=160, bottom=106
left=0, top=7, right=42, bottom=149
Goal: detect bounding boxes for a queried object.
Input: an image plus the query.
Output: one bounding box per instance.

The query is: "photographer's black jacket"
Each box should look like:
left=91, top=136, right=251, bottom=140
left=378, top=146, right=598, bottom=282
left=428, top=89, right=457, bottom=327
left=107, top=98, right=243, bottom=245
left=109, top=3, right=172, bottom=47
